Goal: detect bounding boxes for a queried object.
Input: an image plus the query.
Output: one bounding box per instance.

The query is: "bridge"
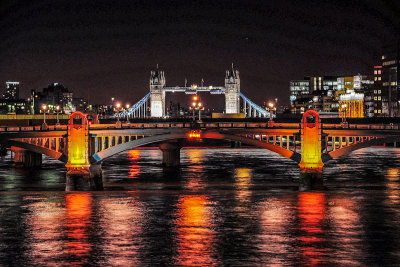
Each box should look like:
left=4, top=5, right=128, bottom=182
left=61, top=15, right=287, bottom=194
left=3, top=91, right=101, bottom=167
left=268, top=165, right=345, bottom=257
left=115, top=67, right=274, bottom=119
left=1, top=110, right=400, bottom=190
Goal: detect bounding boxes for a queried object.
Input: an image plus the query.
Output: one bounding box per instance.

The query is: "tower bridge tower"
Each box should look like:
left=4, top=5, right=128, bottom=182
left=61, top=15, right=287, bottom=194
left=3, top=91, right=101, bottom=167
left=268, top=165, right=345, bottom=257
left=225, top=67, right=240, bottom=113
left=150, top=70, right=166, bottom=117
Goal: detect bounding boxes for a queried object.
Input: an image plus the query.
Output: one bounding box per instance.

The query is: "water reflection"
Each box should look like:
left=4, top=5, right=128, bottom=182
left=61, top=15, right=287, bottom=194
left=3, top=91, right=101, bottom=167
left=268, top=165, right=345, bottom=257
left=65, top=193, right=93, bottom=265
left=24, top=195, right=65, bottom=264
left=259, top=196, right=294, bottom=265
left=128, top=150, right=141, bottom=179
left=174, top=195, right=216, bottom=266
left=98, top=194, right=144, bottom=266
left=297, top=192, right=327, bottom=265
left=234, top=168, right=252, bottom=205
left=184, top=149, right=205, bottom=190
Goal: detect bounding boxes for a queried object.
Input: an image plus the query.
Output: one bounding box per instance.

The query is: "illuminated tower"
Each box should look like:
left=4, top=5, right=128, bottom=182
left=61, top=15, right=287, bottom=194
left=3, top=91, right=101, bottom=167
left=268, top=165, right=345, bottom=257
left=150, top=70, right=166, bottom=117
left=224, top=67, right=240, bottom=113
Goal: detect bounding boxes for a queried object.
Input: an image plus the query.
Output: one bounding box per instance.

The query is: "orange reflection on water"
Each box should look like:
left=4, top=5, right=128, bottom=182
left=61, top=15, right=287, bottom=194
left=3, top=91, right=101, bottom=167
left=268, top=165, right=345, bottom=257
left=24, top=197, right=64, bottom=263
left=98, top=194, right=144, bottom=266
left=185, top=149, right=205, bottom=190
left=297, top=192, right=326, bottom=265
left=234, top=168, right=252, bottom=208
left=174, top=195, right=216, bottom=266
left=259, top=197, right=293, bottom=265
left=329, top=196, right=362, bottom=265
left=65, top=193, right=92, bottom=264
left=128, top=149, right=141, bottom=179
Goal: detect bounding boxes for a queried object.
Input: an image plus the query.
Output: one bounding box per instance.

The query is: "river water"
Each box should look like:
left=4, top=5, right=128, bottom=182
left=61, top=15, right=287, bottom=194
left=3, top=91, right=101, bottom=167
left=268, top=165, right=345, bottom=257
left=0, top=147, right=400, bottom=266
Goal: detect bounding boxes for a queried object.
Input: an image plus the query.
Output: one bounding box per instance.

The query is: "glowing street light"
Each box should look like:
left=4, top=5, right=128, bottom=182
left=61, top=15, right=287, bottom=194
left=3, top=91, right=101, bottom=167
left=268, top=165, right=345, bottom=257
left=268, top=102, right=274, bottom=121
left=42, top=104, right=47, bottom=124
left=341, top=103, right=347, bottom=124
left=126, top=104, right=130, bottom=122
left=116, top=103, right=121, bottom=122
left=55, top=105, right=60, bottom=125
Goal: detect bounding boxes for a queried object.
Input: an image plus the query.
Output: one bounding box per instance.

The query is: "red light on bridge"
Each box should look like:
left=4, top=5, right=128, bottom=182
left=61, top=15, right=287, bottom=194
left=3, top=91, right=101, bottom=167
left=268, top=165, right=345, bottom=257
left=187, top=130, right=201, bottom=139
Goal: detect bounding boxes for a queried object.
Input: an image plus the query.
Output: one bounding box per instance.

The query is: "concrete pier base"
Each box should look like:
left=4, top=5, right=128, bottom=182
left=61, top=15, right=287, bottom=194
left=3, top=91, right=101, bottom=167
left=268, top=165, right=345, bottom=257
left=12, top=147, right=42, bottom=168
left=159, top=141, right=181, bottom=167
left=299, top=168, right=324, bottom=191
left=66, top=164, right=103, bottom=191
left=230, top=141, right=241, bottom=148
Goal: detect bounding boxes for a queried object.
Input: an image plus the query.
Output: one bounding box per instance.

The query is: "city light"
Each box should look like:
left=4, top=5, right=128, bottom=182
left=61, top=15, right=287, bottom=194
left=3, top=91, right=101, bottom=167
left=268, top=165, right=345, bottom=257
left=187, top=130, right=201, bottom=139
left=126, top=104, right=130, bottom=109
left=193, top=96, right=198, bottom=101
left=116, top=103, right=121, bottom=108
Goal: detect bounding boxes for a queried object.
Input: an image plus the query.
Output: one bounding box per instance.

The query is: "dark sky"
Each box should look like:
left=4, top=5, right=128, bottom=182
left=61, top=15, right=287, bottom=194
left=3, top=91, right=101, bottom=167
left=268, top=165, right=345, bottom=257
left=0, top=0, right=399, bottom=106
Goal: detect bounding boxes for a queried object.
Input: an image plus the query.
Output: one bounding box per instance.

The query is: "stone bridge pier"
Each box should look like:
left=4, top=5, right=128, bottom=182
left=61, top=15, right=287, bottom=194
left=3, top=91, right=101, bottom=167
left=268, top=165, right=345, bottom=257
left=159, top=141, right=182, bottom=167
left=65, top=111, right=103, bottom=191
left=299, top=110, right=324, bottom=190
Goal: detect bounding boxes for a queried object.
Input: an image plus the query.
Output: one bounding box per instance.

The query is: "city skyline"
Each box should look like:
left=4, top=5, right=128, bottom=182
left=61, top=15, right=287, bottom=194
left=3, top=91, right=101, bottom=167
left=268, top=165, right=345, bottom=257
left=1, top=0, right=399, bottom=105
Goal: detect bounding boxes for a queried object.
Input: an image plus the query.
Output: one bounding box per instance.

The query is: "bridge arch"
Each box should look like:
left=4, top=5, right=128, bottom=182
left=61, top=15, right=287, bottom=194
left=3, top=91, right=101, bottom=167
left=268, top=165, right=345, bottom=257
left=90, top=130, right=301, bottom=163
left=8, top=140, right=67, bottom=163
left=323, top=135, right=400, bottom=163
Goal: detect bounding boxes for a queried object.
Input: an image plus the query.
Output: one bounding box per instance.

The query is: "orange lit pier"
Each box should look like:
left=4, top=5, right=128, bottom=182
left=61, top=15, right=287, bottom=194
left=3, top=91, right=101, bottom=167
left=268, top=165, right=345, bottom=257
left=1, top=111, right=400, bottom=190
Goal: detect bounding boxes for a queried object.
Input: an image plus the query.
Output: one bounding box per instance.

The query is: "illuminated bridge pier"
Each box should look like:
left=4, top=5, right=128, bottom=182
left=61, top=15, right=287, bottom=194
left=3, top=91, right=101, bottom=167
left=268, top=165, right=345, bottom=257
left=2, top=111, right=400, bottom=190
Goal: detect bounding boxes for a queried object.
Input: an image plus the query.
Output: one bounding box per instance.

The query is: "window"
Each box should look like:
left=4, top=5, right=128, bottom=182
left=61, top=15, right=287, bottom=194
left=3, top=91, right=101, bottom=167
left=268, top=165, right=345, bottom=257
left=374, top=90, right=377, bottom=94
left=374, top=109, right=377, bottom=113
left=378, top=96, right=381, bottom=100
left=375, top=77, right=377, bottom=81
left=378, top=70, right=381, bottom=74
left=378, top=90, right=381, bottom=94
left=378, top=110, right=381, bottom=113
left=374, top=70, right=377, bottom=75
left=378, top=77, right=381, bottom=81
left=374, top=97, right=377, bottom=100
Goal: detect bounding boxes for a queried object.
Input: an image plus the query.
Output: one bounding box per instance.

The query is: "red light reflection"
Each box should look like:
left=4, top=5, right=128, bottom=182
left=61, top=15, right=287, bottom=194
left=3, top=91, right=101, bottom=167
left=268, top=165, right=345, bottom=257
left=65, top=193, right=92, bottom=265
left=297, top=192, right=326, bottom=265
left=128, top=149, right=141, bottom=179
left=174, top=195, right=216, bottom=266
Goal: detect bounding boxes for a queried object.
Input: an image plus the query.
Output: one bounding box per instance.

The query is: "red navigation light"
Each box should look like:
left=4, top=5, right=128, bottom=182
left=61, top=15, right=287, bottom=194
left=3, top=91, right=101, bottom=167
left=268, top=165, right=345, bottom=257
left=187, top=130, right=201, bottom=139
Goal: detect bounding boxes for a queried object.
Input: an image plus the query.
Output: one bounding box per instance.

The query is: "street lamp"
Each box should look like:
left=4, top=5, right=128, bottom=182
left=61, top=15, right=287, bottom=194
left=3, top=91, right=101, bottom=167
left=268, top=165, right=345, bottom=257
left=268, top=102, right=274, bottom=121
left=42, top=104, right=47, bottom=124
left=116, top=103, right=121, bottom=122
left=341, top=103, right=347, bottom=124
left=55, top=105, right=60, bottom=125
left=126, top=104, right=130, bottom=122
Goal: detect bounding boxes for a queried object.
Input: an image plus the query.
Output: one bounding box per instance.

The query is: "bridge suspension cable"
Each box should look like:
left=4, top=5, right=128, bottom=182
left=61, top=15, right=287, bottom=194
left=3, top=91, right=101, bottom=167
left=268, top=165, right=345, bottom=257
left=115, top=93, right=150, bottom=119
left=239, top=92, right=273, bottom=118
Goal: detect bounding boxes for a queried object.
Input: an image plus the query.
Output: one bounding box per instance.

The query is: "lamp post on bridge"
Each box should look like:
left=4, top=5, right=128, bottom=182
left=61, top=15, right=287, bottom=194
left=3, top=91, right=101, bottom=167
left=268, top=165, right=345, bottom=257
left=42, top=104, right=48, bottom=130
left=267, top=102, right=275, bottom=127
left=341, top=103, right=348, bottom=126
left=126, top=104, right=130, bottom=123
left=55, top=105, right=60, bottom=125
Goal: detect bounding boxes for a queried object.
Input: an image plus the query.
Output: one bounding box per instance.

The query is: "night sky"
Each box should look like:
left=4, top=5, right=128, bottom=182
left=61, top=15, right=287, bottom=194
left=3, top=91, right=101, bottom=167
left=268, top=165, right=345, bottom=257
left=0, top=0, right=399, bottom=107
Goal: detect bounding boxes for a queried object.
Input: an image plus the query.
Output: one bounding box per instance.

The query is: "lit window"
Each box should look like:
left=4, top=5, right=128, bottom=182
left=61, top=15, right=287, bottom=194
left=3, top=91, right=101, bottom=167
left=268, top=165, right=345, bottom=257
left=374, top=110, right=377, bottom=113
left=374, top=90, right=377, bottom=94
left=378, top=90, right=381, bottom=94
left=378, top=77, right=381, bottom=81
left=375, top=77, right=377, bottom=81
left=378, top=70, right=381, bottom=74
left=374, top=70, right=377, bottom=75
left=374, top=97, right=377, bottom=100
left=378, top=96, right=381, bottom=100
left=378, top=110, right=381, bottom=113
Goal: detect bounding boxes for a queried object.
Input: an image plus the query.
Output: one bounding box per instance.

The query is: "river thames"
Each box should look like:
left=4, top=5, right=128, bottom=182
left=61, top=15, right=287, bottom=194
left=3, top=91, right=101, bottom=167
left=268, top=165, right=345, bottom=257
left=0, top=147, right=400, bottom=265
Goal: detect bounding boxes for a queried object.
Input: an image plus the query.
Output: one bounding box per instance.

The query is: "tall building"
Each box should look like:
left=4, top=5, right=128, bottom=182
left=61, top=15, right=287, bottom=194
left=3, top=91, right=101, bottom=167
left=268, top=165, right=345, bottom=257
left=3, top=82, right=19, bottom=100
left=31, top=83, right=74, bottom=114
left=381, top=42, right=400, bottom=117
left=373, top=65, right=386, bottom=116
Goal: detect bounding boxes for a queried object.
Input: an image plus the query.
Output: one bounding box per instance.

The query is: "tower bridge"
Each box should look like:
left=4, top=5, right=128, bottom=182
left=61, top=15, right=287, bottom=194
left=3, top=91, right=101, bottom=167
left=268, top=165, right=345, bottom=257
left=116, top=67, right=272, bottom=119
left=1, top=110, right=400, bottom=190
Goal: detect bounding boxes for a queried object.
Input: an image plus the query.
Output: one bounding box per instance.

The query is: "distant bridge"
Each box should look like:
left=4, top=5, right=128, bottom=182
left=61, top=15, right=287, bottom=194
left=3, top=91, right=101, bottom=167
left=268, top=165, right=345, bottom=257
left=1, top=110, right=400, bottom=189
left=116, top=67, right=274, bottom=119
